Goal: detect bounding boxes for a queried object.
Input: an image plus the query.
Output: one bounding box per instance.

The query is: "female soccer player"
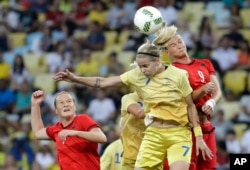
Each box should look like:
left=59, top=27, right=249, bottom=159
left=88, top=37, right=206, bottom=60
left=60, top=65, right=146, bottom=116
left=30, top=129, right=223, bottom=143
left=53, top=40, right=213, bottom=170
left=31, top=90, right=107, bottom=170
left=153, top=25, right=222, bottom=170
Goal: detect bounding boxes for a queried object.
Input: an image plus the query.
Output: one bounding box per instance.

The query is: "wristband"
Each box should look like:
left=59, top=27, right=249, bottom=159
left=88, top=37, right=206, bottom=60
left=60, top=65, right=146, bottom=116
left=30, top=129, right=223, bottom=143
left=193, top=126, right=202, bottom=137
left=205, top=99, right=216, bottom=111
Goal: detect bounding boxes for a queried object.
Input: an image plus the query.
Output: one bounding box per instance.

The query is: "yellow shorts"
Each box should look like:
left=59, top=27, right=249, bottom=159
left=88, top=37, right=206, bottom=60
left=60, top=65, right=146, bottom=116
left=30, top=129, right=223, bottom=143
left=122, top=158, right=135, bottom=170
left=135, top=126, right=192, bottom=170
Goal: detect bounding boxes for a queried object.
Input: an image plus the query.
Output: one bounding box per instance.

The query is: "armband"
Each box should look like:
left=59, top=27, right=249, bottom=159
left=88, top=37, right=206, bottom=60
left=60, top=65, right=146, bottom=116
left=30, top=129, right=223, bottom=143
left=205, top=99, right=216, bottom=111
left=193, top=126, right=202, bottom=137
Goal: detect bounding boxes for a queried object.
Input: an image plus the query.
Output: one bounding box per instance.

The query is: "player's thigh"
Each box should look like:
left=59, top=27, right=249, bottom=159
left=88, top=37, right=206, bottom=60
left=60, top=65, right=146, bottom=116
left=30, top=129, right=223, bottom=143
left=167, top=128, right=192, bottom=166
left=135, top=127, right=166, bottom=170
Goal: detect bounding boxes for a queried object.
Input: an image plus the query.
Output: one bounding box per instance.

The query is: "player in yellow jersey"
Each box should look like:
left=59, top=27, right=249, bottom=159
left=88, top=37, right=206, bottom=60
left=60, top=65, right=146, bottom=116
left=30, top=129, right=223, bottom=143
left=53, top=40, right=213, bottom=170
left=101, top=138, right=123, bottom=170
left=120, top=92, right=145, bottom=170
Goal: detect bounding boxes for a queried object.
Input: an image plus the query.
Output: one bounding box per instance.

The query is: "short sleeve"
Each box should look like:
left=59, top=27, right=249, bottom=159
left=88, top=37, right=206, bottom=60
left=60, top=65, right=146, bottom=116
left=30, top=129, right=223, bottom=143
left=121, top=92, right=140, bottom=112
left=46, top=126, right=56, bottom=141
left=80, top=115, right=99, bottom=131
left=179, top=71, right=193, bottom=97
left=120, top=69, right=138, bottom=86
left=205, top=59, right=216, bottom=75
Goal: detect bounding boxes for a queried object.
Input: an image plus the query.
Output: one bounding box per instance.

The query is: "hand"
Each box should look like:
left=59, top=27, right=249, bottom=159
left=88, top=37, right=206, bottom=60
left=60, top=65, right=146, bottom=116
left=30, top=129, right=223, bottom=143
left=203, top=82, right=215, bottom=94
left=196, top=136, right=213, bottom=160
left=31, top=90, right=45, bottom=105
left=202, top=104, right=214, bottom=116
left=202, top=99, right=216, bottom=116
left=53, top=69, right=76, bottom=83
left=58, top=129, right=77, bottom=144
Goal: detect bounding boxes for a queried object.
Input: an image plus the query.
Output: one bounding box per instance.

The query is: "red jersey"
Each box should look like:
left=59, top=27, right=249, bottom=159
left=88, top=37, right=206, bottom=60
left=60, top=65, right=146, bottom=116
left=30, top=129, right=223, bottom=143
left=173, top=59, right=216, bottom=109
left=46, top=114, right=100, bottom=170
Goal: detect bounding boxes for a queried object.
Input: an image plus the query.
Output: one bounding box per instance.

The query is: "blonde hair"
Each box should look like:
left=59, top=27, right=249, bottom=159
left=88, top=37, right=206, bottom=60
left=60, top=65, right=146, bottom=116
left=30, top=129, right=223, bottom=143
left=137, top=39, right=160, bottom=58
left=152, top=25, right=178, bottom=47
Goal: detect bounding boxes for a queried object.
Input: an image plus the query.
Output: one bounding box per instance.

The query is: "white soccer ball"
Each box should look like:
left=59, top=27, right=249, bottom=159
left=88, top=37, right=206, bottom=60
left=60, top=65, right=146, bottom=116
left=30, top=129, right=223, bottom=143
left=133, top=6, right=164, bottom=35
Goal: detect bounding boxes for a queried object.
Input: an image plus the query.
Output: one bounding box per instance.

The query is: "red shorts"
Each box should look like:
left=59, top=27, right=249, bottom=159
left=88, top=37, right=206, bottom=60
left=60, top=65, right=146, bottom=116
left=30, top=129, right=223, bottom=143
left=189, top=123, right=217, bottom=170
left=163, top=159, right=169, bottom=170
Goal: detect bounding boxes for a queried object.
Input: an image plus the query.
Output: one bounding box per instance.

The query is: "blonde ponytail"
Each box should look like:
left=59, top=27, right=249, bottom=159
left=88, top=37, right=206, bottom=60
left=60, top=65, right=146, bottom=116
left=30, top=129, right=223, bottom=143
left=153, top=25, right=178, bottom=47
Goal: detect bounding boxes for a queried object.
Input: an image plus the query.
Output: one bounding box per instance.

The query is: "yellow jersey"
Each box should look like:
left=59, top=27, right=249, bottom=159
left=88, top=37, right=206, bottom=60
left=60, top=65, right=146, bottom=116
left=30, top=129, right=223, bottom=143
left=120, top=92, right=145, bottom=161
left=120, top=65, right=192, bottom=126
left=101, top=139, right=123, bottom=170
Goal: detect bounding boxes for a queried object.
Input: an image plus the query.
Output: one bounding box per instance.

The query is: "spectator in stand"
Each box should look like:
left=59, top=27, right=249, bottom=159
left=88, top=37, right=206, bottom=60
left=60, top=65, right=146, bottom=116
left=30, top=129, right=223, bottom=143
left=0, top=79, right=15, bottom=114
left=46, top=41, right=72, bottom=74
left=13, top=79, right=33, bottom=120
left=197, top=16, right=216, bottom=49
left=29, top=0, right=48, bottom=13
left=88, top=1, right=108, bottom=28
left=123, top=30, right=147, bottom=52
left=223, top=19, right=244, bottom=49
left=82, top=21, right=105, bottom=51
left=211, top=36, right=238, bottom=76
left=10, top=55, right=31, bottom=91
left=0, top=25, right=10, bottom=52
left=100, top=51, right=125, bottom=77
left=212, top=109, right=233, bottom=141
left=0, top=4, right=19, bottom=32
left=35, top=140, right=55, bottom=170
left=87, top=89, right=116, bottom=125
left=235, top=95, right=250, bottom=124
left=45, top=0, right=64, bottom=29
left=225, top=129, right=241, bottom=154
left=75, top=49, right=99, bottom=77
left=18, top=0, right=38, bottom=32
left=236, top=39, right=250, bottom=70
left=106, top=0, right=134, bottom=31
left=157, top=0, right=178, bottom=25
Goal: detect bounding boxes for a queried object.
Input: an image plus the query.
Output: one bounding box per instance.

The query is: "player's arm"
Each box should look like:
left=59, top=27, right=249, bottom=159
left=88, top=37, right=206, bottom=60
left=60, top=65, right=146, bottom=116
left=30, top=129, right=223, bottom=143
left=191, top=82, right=215, bottom=103
left=121, top=93, right=145, bottom=119
left=209, top=75, right=222, bottom=103
left=53, top=69, right=123, bottom=88
left=184, top=94, right=200, bottom=127
left=127, top=103, right=145, bottom=119
left=202, top=75, right=222, bottom=115
left=58, top=127, right=107, bottom=143
left=184, top=94, right=213, bottom=160
left=31, top=90, right=50, bottom=140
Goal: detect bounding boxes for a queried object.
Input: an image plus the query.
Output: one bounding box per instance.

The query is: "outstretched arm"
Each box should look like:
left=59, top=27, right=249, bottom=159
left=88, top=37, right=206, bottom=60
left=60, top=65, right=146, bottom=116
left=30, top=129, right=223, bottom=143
left=53, top=69, right=123, bottom=88
left=31, top=90, right=50, bottom=140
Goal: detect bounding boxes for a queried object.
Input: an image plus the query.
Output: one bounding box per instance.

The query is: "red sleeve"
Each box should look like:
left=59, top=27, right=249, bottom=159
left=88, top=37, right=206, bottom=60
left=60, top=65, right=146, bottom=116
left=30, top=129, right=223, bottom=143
left=79, top=114, right=99, bottom=131
left=46, top=126, right=56, bottom=141
left=204, top=59, right=216, bottom=75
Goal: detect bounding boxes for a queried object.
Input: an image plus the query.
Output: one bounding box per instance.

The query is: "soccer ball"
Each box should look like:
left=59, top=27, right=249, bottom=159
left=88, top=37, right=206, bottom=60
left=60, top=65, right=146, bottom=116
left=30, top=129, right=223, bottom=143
left=134, top=6, right=164, bottom=35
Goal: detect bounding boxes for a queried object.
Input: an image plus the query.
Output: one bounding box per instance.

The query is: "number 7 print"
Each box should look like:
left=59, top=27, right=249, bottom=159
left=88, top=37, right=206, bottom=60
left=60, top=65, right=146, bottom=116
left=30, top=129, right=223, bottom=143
left=182, top=146, right=190, bottom=156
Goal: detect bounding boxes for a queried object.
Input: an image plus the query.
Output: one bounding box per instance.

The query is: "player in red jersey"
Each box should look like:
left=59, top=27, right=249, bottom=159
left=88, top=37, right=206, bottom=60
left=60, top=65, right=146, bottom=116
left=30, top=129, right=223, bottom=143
left=153, top=25, right=222, bottom=170
left=30, top=90, right=107, bottom=170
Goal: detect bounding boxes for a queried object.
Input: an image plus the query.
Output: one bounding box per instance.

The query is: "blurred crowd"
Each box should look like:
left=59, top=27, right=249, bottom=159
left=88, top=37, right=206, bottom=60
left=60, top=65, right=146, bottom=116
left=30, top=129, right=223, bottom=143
left=0, top=0, right=250, bottom=170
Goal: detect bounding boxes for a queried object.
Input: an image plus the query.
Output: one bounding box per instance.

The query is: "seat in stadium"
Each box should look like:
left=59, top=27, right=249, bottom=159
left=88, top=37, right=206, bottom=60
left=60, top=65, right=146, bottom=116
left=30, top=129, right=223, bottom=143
left=223, top=70, right=248, bottom=96
left=240, top=9, right=250, bottom=28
